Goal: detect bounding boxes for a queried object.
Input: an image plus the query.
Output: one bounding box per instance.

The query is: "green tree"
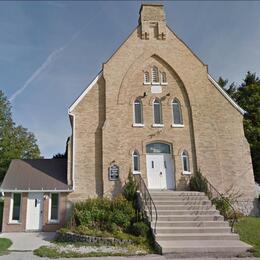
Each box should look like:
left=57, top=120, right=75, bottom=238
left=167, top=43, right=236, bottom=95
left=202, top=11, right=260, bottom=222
left=235, top=72, right=260, bottom=183
left=217, top=76, right=236, bottom=97
left=218, top=72, right=260, bottom=183
left=0, top=90, right=40, bottom=180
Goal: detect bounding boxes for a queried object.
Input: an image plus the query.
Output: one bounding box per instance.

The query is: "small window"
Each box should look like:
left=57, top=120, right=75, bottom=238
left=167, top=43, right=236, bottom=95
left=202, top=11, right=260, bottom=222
left=133, top=99, right=143, bottom=125
left=153, top=98, right=163, bottom=125
left=50, top=193, right=59, bottom=221
left=151, top=66, right=159, bottom=84
left=181, top=150, right=190, bottom=172
left=172, top=98, right=183, bottom=125
left=12, top=193, right=21, bottom=221
left=161, top=72, right=167, bottom=84
left=144, top=71, right=150, bottom=84
left=132, top=150, right=140, bottom=172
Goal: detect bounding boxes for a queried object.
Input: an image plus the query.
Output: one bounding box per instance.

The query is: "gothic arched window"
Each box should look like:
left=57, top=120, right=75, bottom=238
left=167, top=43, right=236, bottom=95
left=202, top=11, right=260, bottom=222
left=134, top=99, right=143, bottom=125
left=152, top=66, right=159, bottom=84
left=153, top=98, right=163, bottom=125
left=172, top=98, right=183, bottom=125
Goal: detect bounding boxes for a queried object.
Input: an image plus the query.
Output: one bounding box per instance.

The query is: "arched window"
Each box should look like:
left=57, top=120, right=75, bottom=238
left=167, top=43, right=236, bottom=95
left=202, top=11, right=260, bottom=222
left=133, top=99, right=143, bottom=125
left=161, top=72, right=167, bottom=84
left=153, top=98, right=163, bottom=125
left=181, top=150, right=190, bottom=172
left=172, top=98, right=183, bottom=125
left=151, top=66, right=159, bottom=83
left=132, top=150, right=140, bottom=172
left=144, top=71, right=150, bottom=84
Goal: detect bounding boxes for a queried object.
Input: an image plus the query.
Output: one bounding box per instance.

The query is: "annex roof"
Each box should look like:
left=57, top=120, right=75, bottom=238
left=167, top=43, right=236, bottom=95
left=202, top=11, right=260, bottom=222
left=1, top=159, right=71, bottom=192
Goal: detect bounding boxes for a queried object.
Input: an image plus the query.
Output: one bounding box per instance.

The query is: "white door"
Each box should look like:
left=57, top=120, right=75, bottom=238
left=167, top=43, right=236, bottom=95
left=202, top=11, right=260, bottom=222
left=26, top=193, right=44, bottom=230
left=146, top=154, right=174, bottom=190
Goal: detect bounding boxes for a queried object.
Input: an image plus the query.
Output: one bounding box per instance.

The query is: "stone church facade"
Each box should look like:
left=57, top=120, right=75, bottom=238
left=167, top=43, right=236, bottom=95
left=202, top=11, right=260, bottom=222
left=1, top=3, right=257, bottom=233
left=67, top=3, right=256, bottom=206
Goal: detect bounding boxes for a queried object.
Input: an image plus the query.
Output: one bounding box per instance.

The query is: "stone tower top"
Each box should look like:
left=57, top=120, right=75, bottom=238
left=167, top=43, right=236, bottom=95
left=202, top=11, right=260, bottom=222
left=139, top=3, right=166, bottom=40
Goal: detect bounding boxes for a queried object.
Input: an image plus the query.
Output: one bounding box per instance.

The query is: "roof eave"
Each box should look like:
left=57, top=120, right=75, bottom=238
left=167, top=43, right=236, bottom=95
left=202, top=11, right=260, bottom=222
left=207, top=74, right=246, bottom=115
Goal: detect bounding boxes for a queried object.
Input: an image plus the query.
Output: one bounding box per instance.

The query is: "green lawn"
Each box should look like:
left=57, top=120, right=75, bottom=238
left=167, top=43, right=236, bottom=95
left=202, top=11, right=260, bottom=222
left=235, top=217, right=260, bottom=257
left=0, top=238, right=12, bottom=255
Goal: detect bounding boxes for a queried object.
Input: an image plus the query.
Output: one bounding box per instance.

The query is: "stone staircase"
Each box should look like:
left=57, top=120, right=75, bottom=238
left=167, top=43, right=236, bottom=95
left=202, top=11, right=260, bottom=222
left=150, top=191, right=252, bottom=257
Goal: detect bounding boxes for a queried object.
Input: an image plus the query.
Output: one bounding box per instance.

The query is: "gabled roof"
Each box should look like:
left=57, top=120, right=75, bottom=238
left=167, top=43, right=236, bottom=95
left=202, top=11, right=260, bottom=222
left=207, top=74, right=245, bottom=115
left=1, top=159, right=71, bottom=192
left=69, top=71, right=103, bottom=113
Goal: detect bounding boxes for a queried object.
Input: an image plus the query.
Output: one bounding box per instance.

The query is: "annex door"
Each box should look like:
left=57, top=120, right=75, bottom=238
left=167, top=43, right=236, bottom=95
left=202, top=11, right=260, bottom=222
left=146, top=142, right=175, bottom=190
left=26, top=192, right=44, bottom=230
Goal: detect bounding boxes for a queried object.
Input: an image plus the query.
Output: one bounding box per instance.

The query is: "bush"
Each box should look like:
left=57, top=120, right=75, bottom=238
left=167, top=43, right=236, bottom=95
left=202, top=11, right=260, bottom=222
left=189, top=170, right=208, bottom=193
left=212, top=197, right=232, bottom=219
left=123, top=173, right=138, bottom=202
left=130, top=222, right=149, bottom=237
left=73, top=195, right=135, bottom=233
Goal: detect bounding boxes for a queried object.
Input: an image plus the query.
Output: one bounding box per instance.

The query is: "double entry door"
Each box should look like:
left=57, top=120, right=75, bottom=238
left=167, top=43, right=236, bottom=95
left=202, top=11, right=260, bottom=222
left=146, top=154, right=174, bottom=190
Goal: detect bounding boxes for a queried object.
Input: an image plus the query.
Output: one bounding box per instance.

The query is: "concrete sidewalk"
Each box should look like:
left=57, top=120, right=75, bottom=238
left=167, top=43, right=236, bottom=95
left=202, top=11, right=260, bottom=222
left=1, top=252, right=260, bottom=260
left=0, top=232, right=56, bottom=251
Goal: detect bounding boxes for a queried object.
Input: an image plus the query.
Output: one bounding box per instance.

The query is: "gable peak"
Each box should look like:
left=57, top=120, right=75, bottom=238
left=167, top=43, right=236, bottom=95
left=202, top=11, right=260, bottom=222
left=139, top=3, right=166, bottom=40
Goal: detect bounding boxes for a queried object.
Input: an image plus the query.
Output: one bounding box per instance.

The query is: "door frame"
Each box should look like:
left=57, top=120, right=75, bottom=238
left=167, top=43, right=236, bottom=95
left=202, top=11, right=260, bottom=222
left=26, top=192, right=44, bottom=231
left=145, top=141, right=176, bottom=190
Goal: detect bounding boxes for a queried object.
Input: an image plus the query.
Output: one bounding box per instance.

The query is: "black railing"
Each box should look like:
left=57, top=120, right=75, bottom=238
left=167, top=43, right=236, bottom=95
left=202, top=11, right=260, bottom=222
left=134, top=174, right=158, bottom=234
left=204, top=178, right=237, bottom=232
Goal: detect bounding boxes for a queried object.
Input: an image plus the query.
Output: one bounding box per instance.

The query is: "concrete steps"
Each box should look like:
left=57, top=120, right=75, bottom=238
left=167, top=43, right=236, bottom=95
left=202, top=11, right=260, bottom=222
left=149, top=190, right=252, bottom=256
left=156, top=220, right=229, bottom=227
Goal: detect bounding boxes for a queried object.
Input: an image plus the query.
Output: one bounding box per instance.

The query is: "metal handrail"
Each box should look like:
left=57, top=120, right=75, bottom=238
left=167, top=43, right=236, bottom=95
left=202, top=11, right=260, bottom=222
left=134, top=174, right=158, bottom=234
left=204, top=178, right=237, bottom=232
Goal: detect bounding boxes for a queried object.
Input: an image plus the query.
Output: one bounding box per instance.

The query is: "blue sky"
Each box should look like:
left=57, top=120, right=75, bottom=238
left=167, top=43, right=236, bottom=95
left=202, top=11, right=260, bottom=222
left=1, top=1, right=260, bottom=158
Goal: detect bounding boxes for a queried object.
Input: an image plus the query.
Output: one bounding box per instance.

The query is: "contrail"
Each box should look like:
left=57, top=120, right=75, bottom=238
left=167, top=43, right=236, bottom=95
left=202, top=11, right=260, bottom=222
left=9, top=31, right=80, bottom=102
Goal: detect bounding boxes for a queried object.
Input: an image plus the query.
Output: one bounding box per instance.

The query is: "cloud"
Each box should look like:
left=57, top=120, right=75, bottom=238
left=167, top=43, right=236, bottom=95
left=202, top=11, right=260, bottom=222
left=9, top=31, right=80, bottom=102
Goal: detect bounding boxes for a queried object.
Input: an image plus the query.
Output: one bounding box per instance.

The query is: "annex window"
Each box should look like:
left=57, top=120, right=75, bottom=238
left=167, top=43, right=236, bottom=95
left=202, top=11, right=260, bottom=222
left=161, top=72, right=167, bottom=84
left=172, top=98, right=183, bottom=125
left=181, top=150, right=190, bottom=173
left=11, top=193, right=21, bottom=222
left=50, top=193, right=59, bottom=222
left=151, top=66, right=159, bottom=84
left=153, top=98, right=163, bottom=125
left=132, top=150, right=140, bottom=173
left=144, top=71, right=150, bottom=84
left=133, top=99, right=143, bottom=125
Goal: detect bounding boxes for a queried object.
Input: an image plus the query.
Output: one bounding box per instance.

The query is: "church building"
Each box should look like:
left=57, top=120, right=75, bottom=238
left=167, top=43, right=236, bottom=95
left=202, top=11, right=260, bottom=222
left=1, top=3, right=257, bottom=233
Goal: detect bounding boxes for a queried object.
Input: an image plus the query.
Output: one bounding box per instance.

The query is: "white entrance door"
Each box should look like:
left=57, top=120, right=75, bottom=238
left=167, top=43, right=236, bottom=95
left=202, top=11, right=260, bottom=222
left=146, top=154, right=174, bottom=190
left=26, top=193, right=44, bottom=230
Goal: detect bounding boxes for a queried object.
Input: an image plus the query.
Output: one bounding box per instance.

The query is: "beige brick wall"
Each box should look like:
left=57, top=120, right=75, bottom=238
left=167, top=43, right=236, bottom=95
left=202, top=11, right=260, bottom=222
left=68, top=76, right=105, bottom=201
left=68, top=4, right=256, bottom=203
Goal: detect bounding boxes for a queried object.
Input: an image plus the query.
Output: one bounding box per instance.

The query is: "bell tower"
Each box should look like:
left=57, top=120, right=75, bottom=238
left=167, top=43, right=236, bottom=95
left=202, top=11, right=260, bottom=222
left=139, top=3, right=166, bottom=40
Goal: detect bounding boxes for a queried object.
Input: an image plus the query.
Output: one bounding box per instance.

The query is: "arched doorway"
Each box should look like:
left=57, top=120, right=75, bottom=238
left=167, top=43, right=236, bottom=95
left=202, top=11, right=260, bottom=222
left=146, top=142, right=175, bottom=190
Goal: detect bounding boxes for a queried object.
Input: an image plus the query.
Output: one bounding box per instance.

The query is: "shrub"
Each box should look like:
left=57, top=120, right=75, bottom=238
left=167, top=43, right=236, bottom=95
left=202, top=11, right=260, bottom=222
left=212, top=197, right=232, bottom=219
left=123, top=173, right=138, bottom=202
left=72, top=196, right=135, bottom=233
left=189, top=170, right=208, bottom=193
left=130, top=222, right=149, bottom=237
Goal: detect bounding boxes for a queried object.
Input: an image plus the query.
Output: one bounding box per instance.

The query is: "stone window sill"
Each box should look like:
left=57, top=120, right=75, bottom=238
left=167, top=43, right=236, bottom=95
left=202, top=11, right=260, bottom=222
left=152, top=124, right=164, bottom=128
left=133, top=123, right=144, bottom=128
left=182, top=171, right=191, bottom=175
left=171, top=124, right=184, bottom=128
left=8, top=221, right=21, bottom=225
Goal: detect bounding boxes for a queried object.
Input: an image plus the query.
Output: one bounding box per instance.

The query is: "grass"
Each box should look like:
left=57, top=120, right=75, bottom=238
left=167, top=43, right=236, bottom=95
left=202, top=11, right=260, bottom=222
left=235, top=217, right=260, bottom=257
left=0, top=238, right=12, bottom=256
left=34, top=244, right=148, bottom=259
